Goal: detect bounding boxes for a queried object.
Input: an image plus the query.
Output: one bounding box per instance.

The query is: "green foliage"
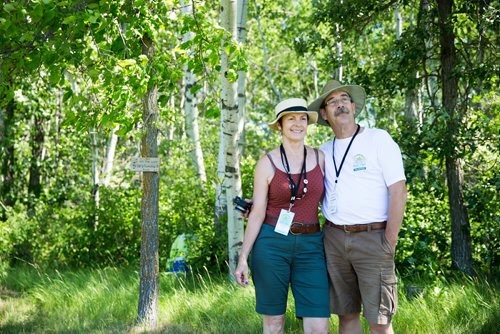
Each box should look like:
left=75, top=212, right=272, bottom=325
left=93, top=186, right=142, bottom=266
left=1, top=186, right=140, bottom=268
left=0, top=0, right=498, bottom=283
left=464, top=132, right=500, bottom=276
left=0, top=195, right=94, bottom=268
left=397, top=182, right=452, bottom=281
left=158, top=130, right=226, bottom=272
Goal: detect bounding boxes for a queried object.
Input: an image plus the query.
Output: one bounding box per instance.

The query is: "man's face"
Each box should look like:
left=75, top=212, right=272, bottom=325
left=320, top=90, right=356, bottom=126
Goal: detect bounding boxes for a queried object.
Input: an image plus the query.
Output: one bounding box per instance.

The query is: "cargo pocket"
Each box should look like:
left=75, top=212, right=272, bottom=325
left=379, top=273, right=397, bottom=316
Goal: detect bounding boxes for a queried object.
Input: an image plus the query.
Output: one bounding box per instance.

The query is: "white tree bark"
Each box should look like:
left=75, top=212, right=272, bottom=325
left=395, top=5, right=420, bottom=123
left=237, top=0, right=249, bottom=155
left=218, top=0, right=244, bottom=276
left=90, top=128, right=100, bottom=230
left=334, top=23, right=343, bottom=81
left=182, top=0, right=207, bottom=184
left=333, top=0, right=344, bottom=81
left=420, top=0, right=438, bottom=112
left=311, top=59, right=319, bottom=96
left=254, top=0, right=281, bottom=100
left=102, top=125, right=118, bottom=186
left=395, top=6, right=403, bottom=40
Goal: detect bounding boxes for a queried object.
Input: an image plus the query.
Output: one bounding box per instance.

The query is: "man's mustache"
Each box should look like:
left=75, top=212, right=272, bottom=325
left=334, top=106, right=350, bottom=116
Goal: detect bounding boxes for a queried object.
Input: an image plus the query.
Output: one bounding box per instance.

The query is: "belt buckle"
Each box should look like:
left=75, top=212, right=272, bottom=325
left=290, top=222, right=303, bottom=235
left=343, top=224, right=349, bottom=232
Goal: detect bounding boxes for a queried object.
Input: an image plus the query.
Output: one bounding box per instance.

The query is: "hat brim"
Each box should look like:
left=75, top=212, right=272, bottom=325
left=268, top=111, right=318, bottom=130
left=308, top=85, right=366, bottom=126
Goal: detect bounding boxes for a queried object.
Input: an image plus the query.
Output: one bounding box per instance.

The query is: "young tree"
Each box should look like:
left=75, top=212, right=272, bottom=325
left=181, top=0, right=207, bottom=185
left=237, top=0, right=249, bottom=147
left=217, top=0, right=245, bottom=275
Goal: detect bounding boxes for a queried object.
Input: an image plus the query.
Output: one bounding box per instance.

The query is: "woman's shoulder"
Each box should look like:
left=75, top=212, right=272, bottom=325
left=259, top=148, right=279, bottom=164
left=256, top=149, right=278, bottom=169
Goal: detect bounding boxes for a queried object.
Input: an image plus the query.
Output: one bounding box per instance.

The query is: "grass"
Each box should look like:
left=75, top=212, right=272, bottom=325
left=0, top=265, right=498, bottom=333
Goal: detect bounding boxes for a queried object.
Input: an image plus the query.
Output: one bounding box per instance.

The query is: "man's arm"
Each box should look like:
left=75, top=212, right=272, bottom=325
left=385, top=180, right=407, bottom=251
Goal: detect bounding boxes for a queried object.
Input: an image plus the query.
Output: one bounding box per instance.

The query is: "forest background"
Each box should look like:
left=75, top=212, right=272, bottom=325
left=0, top=0, right=498, bottom=330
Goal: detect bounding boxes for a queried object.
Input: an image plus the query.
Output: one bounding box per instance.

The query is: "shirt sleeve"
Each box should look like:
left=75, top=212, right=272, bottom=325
left=376, top=130, right=406, bottom=187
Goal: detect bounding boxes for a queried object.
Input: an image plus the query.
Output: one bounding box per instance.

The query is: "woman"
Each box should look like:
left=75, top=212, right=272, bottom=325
left=234, top=98, right=329, bottom=334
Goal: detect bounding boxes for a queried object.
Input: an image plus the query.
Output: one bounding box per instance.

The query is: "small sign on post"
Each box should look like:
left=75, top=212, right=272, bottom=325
left=129, top=157, right=160, bottom=172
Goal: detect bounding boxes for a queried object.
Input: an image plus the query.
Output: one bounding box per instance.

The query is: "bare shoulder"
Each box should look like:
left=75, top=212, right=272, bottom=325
left=315, top=147, right=325, bottom=159
left=307, top=145, right=325, bottom=172
left=318, top=148, right=325, bottom=165
left=255, top=152, right=276, bottom=181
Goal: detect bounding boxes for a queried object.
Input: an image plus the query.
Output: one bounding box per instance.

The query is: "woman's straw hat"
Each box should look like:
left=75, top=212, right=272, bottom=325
left=268, top=98, right=318, bottom=130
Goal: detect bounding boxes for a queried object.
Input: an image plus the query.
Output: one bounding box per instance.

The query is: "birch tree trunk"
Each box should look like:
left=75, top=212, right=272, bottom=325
left=333, top=0, right=343, bottom=81
left=90, top=127, right=100, bottom=230
left=398, top=4, right=418, bottom=123
left=311, top=60, right=319, bottom=97
left=137, top=32, right=160, bottom=328
left=237, top=0, right=248, bottom=157
left=437, top=0, right=473, bottom=275
left=182, top=0, right=207, bottom=185
left=253, top=0, right=281, bottom=100
left=395, top=5, right=402, bottom=40
left=334, top=23, right=343, bottom=81
left=102, top=125, right=118, bottom=187
left=218, top=0, right=244, bottom=276
left=424, top=0, right=438, bottom=112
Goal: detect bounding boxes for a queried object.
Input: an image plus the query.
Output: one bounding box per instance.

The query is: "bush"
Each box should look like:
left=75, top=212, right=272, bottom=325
left=397, top=182, right=451, bottom=280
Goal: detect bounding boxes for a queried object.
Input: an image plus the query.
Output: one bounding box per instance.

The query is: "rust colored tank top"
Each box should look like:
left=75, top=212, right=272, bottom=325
left=265, top=149, right=324, bottom=224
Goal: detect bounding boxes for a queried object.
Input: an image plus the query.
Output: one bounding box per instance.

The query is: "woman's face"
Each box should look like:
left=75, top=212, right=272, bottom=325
left=278, top=112, right=309, bottom=140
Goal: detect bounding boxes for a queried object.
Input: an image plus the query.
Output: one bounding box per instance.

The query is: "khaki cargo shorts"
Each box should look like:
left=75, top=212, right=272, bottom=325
left=323, top=224, right=397, bottom=325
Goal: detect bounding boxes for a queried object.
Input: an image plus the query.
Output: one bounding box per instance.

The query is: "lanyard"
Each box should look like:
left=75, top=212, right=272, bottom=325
left=280, top=144, right=308, bottom=210
left=332, top=124, right=360, bottom=185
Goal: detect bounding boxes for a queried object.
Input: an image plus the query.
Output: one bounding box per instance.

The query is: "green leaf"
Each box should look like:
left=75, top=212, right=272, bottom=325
left=62, top=16, right=76, bottom=25
left=87, top=69, right=100, bottom=81
left=190, top=83, right=202, bottom=95
left=101, top=113, right=112, bottom=127
left=63, top=90, right=73, bottom=102
left=205, top=106, right=220, bottom=118
left=49, top=70, right=61, bottom=85
left=88, top=14, right=99, bottom=24
left=139, top=55, right=149, bottom=66
left=116, top=123, right=132, bottom=136
left=3, top=3, right=16, bottom=12
left=117, top=59, right=137, bottom=67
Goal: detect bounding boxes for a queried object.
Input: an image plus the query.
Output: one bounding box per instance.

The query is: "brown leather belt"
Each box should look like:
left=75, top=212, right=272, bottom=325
left=325, top=220, right=387, bottom=232
left=264, top=222, right=320, bottom=235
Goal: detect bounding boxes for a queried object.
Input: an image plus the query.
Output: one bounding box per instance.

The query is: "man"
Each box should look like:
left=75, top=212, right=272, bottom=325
left=308, top=80, right=407, bottom=334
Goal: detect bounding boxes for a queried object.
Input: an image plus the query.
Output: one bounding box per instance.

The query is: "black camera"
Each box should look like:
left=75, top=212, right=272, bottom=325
left=233, top=196, right=252, bottom=213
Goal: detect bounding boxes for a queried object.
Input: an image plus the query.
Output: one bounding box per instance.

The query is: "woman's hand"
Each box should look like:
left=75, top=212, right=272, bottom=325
left=238, top=198, right=253, bottom=219
left=234, top=259, right=249, bottom=287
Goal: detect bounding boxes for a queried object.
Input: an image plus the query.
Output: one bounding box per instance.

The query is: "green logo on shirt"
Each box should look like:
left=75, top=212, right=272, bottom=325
left=353, top=154, right=366, bottom=171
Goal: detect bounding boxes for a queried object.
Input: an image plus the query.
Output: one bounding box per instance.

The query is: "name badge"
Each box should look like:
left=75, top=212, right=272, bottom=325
left=327, top=186, right=337, bottom=214
left=275, top=209, right=295, bottom=235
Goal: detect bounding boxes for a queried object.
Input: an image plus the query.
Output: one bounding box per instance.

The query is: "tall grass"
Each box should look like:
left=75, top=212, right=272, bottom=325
left=0, top=266, right=498, bottom=333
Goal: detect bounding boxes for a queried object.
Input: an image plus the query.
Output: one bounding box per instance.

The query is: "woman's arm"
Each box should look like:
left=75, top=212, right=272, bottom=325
left=234, top=156, right=273, bottom=287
